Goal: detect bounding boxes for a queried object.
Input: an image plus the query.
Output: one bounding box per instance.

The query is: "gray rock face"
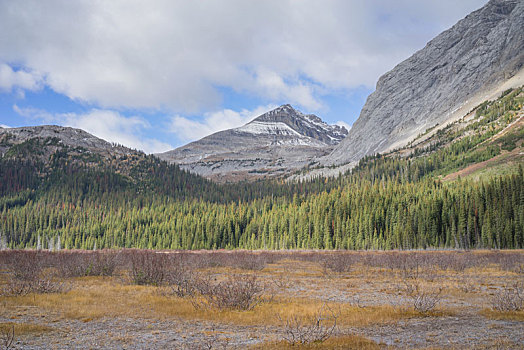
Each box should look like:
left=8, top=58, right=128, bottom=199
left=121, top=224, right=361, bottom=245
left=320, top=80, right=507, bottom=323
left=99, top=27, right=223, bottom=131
left=325, top=0, right=524, bottom=165
left=157, top=105, right=348, bottom=181
left=0, top=125, right=133, bottom=159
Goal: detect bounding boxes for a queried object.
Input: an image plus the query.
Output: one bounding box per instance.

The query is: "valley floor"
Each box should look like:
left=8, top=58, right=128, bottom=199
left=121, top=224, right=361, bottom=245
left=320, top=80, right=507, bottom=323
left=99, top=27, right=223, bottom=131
left=1, top=250, right=523, bottom=349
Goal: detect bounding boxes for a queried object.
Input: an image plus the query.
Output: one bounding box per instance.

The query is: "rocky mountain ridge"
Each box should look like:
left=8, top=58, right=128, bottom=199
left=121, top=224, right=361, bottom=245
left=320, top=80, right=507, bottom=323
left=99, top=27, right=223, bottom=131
left=239, top=104, right=347, bottom=145
left=0, top=125, right=133, bottom=159
left=3, top=0, right=522, bottom=183
left=324, top=0, right=524, bottom=166
left=0, top=125, right=150, bottom=179
left=157, top=104, right=347, bottom=181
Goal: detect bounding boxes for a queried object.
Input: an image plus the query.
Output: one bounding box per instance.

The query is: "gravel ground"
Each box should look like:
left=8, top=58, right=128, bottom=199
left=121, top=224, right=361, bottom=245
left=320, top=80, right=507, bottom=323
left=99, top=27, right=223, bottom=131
left=2, top=258, right=524, bottom=349
left=1, top=312, right=275, bottom=349
left=4, top=310, right=523, bottom=349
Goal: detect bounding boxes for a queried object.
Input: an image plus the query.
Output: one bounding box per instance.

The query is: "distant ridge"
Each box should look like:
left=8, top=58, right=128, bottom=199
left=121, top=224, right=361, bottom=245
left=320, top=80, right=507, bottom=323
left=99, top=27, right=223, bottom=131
left=0, top=125, right=134, bottom=160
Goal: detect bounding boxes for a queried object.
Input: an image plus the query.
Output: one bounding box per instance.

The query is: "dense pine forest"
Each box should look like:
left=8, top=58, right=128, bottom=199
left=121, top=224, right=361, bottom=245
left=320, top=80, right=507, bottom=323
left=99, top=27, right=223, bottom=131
left=0, top=88, right=522, bottom=250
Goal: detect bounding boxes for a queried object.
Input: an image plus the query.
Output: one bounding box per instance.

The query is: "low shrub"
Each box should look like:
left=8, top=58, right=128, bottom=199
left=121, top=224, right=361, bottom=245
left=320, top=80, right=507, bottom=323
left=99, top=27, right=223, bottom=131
left=1, top=271, right=69, bottom=297
left=320, top=253, right=355, bottom=274
left=491, top=283, right=523, bottom=312
left=402, top=281, right=443, bottom=313
left=55, top=251, right=120, bottom=277
left=193, top=274, right=266, bottom=311
left=128, top=250, right=168, bottom=286
left=0, top=324, right=15, bottom=350
left=278, top=303, right=338, bottom=345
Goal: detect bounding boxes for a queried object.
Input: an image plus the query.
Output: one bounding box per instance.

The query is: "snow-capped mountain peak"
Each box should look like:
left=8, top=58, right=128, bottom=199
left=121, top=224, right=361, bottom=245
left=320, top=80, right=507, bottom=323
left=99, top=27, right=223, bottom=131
left=237, top=104, right=348, bottom=145
left=157, top=104, right=349, bottom=181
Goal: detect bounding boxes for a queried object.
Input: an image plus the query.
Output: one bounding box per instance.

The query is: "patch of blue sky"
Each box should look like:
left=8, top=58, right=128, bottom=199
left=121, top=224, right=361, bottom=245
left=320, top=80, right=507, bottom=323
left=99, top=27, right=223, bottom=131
left=320, top=86, right=372, bottom=126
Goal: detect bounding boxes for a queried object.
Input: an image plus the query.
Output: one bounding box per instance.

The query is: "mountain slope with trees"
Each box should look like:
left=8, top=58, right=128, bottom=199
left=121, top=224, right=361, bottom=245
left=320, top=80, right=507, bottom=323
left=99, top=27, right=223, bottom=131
left=0, top=88, right=522, bottom=251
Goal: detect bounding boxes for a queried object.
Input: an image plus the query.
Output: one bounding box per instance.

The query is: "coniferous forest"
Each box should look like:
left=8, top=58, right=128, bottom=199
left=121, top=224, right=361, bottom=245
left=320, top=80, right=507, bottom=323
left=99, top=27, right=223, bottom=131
left=0, top=88, right=523, bottom=251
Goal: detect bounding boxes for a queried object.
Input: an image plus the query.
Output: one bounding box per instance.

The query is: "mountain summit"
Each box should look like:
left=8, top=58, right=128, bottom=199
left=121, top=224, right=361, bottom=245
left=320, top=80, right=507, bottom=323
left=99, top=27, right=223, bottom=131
left=0, top=125, right=133, bottom=160
left=239, top=104, right=347, bottom=145
left=324, top=0, right=524, bottom=165
left=157, top=105, right=348, bottom=181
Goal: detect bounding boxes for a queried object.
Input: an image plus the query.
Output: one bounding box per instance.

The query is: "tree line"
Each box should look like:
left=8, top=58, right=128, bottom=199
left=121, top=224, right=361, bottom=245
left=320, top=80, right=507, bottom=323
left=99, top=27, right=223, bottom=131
left=0, top=88, right=522, bottom=250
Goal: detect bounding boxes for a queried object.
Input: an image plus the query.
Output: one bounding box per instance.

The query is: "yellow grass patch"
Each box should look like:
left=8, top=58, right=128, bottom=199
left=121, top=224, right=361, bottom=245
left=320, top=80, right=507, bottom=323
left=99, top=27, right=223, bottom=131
left=252, top=334, right=382, bottom=349
left=263, top=259, right=325, bottom=277
left=0, top=322, right=52, bottom=336
left=0, top=277, right=423, bottom=327
left=199, top=266, right=257, bottom=275
left=480, top=309, right=524, bottom=321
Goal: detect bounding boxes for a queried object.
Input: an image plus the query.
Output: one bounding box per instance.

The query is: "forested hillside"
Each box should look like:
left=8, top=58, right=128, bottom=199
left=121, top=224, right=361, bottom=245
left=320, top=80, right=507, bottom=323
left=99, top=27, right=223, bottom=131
left=0, top=89, right=522, bottom=250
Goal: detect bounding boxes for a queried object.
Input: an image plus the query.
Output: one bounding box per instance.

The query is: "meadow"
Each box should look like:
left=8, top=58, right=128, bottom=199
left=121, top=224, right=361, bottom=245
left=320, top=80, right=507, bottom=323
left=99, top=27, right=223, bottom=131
left=1, top=249, right=523, bottom=349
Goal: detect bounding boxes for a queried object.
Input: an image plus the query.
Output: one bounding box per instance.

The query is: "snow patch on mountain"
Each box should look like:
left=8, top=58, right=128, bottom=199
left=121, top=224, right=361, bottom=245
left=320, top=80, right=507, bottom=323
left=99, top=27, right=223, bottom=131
left=236, top=121, right=302, bottom=137
left=157, top=104, right=348, bottom=181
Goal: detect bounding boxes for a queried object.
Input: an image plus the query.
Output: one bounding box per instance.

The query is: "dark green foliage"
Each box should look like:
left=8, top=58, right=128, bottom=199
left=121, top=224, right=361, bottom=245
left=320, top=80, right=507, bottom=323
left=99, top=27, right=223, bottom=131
left=497, top=127, right=523, bottom=152
left=1, top=163, right=521, bottom=250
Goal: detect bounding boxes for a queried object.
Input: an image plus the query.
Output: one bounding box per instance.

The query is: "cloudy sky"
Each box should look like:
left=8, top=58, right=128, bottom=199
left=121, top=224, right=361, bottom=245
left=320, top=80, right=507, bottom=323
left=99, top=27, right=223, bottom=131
left=0, top=0, right=487, bottom=153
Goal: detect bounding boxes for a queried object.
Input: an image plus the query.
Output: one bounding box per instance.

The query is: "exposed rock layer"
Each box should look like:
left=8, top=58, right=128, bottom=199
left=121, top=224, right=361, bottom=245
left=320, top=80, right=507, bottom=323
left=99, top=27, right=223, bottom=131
left=325, top=0, right=524, bottom=165
left=157, top=105, right=347, bottom=181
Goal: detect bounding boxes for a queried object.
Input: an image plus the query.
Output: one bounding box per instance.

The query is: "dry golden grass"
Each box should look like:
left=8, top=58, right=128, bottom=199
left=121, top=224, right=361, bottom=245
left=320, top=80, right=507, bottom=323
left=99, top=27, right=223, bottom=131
left=480, top=309, right=524, bottom=322
left=252, top=334, right=383, bottom=349
left=472, top=337, right=524, bottom=350
left=2, top=251, right=523, bottom=349
left=263, top=259, right=325, bottom=277
left=257, top=299, right=427, bottom=328
left=1, top=276, right=426, bottom=327
left=199, top=266, right=257, bottom=276
left=0, top=322, right=52, bottom=336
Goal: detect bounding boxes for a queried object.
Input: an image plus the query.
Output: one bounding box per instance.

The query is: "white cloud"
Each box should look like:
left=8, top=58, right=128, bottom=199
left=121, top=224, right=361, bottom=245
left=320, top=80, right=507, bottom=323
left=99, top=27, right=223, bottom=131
left=13, top=105, right=172, bottom=154
left=0, top=124, right=11, bottom=128
left=0, top=63, right=42, bottom=92
left=63, top=110, right=173, bottom=154
left=335, top=121, right=352, bottom=132
left=170, top=105, right=277, bottom=143
left=253, top=69, right=321, bottom=110
left=0, top=0, right=486, bottom=113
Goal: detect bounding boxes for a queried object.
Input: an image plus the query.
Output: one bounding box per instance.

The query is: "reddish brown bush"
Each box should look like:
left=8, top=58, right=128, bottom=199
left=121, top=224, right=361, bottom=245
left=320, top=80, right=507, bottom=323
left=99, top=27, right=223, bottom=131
left=55, top=251, right=121, bottom=277
left=193, top=250, right=281, bottom=271
left=127, top=250, right=169, bottom=286
left=320, top=253, right=355, bottom=274
left=0, top=251, right=69, bottom=296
